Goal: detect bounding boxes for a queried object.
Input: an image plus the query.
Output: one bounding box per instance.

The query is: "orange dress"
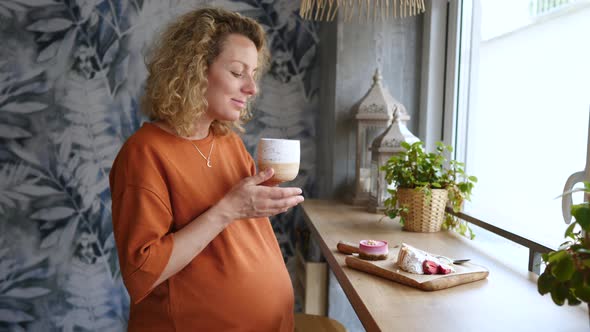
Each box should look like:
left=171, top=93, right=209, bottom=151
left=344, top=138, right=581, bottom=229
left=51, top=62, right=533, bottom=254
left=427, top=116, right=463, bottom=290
left=109, top=123, right=294, bottom=331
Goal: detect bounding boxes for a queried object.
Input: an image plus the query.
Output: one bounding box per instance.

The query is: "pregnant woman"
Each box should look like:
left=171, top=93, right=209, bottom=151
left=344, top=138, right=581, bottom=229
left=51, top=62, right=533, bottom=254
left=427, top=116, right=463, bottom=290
left=109, top=8, right=304, bottom=331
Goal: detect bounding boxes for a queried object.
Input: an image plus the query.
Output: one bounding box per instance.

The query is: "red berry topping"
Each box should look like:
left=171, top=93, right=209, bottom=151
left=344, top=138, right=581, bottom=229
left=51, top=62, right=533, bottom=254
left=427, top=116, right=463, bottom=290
left=422, top=260, right=439, bottom=275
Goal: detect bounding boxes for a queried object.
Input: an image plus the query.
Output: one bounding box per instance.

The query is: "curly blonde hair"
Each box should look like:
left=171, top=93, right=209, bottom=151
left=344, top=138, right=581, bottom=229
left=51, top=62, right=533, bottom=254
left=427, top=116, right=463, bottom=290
left=141, top=7, right=270, bottom=136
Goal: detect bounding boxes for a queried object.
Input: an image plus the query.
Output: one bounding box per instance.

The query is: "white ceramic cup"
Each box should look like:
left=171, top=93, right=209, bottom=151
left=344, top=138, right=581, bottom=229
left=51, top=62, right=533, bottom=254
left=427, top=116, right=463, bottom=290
left=257, top=138, right=300, bottom=185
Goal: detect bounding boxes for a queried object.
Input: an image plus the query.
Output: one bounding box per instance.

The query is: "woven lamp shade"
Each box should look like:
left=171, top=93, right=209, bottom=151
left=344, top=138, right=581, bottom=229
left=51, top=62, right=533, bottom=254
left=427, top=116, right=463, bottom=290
left=299, top=0, right=426, bottom=22
left=397, top=188, right=448, bottom=232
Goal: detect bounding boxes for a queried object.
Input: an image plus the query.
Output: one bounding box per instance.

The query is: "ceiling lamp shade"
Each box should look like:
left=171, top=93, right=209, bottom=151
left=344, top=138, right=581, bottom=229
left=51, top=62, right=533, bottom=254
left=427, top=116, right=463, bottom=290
left=299, top=0, right=426, bottom=22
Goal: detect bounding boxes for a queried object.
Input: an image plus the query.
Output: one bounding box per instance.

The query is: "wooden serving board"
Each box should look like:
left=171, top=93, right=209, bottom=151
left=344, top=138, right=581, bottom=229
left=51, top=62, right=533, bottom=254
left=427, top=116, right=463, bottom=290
left=345, top=248, right=489, bottom=291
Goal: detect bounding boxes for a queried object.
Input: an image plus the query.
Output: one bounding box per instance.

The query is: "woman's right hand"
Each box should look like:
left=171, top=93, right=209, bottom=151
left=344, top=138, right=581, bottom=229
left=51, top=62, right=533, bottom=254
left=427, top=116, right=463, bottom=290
left=215, top=168, right=304, bottom=221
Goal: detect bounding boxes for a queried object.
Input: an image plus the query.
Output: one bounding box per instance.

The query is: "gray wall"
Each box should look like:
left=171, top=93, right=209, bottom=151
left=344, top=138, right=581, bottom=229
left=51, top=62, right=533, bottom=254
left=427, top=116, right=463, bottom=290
left=318, top=15, right=423, bottom=200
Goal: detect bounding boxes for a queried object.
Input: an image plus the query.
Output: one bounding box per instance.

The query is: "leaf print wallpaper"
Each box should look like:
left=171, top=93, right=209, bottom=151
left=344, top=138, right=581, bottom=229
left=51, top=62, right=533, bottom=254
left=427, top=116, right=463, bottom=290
left=0, top=0, right=318, bottom=330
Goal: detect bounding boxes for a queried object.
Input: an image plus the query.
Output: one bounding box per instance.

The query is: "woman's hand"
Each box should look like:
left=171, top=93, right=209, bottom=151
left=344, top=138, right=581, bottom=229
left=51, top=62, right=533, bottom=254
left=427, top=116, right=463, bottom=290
left=215, top=168, right=304, bottom=220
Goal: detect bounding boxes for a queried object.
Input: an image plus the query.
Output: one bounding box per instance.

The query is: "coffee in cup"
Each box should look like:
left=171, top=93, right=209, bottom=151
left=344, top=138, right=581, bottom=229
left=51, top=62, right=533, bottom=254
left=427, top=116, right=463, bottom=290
left=257, top=138, right=300, bottom=186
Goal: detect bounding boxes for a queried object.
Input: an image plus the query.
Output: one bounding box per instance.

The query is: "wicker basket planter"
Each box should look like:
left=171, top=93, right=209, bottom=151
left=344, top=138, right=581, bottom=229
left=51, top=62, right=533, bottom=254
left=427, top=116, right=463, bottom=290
left=397, top=188, right=449, bottom=233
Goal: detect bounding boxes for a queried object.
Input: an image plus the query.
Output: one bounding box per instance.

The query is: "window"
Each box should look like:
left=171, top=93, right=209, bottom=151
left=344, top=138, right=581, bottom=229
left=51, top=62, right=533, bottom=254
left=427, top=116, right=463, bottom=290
left=451, top=0, right=590, bottom=248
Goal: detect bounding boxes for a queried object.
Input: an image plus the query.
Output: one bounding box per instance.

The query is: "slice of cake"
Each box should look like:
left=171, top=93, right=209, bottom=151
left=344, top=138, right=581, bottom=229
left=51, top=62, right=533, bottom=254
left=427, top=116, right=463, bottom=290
left=396, top=243, right=455, bottom=275
left=358, top=240, right=388, bottom=261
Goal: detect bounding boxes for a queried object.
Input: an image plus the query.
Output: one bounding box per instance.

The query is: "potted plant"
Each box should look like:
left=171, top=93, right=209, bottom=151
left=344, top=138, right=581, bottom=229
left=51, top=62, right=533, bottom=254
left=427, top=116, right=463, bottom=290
left=538, top=182, right=590, bottom=315
left=381, top=141, right=477, bottom=239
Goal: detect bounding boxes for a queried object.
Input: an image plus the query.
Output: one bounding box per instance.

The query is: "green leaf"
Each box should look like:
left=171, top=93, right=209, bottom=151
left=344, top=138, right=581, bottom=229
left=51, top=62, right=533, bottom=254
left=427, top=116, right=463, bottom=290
left=550, top=283, right=568, bottom=306
left=547, top=250, right=568, bottom=264
left=551, top=255, right=575, bottom=281
left=558, top=241, right=573, bottom=251
left=566, top=291, right=582, bottom=306
left=574, top=284, right=590, bottom=303
left=537, top=270, right=554, bottom=295
left=571, top=205, right=590, bottom=231
left=571, top=272, right=584, bottom=289
left=564, top=222, right=577, bottom=238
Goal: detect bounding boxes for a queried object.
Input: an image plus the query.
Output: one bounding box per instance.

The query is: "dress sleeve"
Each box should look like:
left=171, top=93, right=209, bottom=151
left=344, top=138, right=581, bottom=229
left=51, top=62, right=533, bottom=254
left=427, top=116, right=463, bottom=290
left=111, top=185, right=174, bottom=304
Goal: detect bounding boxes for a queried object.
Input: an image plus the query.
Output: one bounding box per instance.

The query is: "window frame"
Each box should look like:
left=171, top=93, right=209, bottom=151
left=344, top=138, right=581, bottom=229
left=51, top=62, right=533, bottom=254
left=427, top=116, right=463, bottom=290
left=419, top=0, right=589, bottom=274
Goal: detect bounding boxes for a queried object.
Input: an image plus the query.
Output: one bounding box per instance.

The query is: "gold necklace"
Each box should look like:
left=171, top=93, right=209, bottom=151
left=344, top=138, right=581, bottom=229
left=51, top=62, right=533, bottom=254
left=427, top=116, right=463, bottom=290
left=190, top=138, right=215, bottom=168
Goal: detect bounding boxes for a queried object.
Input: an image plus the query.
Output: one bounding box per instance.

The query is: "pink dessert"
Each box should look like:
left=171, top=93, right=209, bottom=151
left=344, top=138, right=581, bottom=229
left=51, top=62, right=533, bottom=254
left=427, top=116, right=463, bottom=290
left=358, top=240, right=388, bottom=261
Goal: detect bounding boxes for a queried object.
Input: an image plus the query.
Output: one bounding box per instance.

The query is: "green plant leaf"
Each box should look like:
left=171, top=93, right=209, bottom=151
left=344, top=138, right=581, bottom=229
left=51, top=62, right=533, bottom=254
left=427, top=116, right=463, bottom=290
left=566, top=291, right=582, bottom=306
left=564, top=222, right=577, bottom=239
left=570, top=271, right=584, bottom=289
left=574, top=284, right=590, bottom=303
left=558, top=241, right=573, bottom=251
left=547, top=250, right=568, bottom=264
left=572, top=205, right=590, bottom=231
left=551, top=255, right=575, bottom=281
left=550, top=283, right=568, bottom=306
left=537, top=270, right=554, bottom=295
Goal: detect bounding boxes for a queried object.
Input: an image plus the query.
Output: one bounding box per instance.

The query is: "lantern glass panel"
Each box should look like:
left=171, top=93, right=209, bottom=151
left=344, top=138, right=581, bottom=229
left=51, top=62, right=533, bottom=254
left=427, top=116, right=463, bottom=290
left=380, top=153, right=395, bottom=204
left=360, top=126, right=387, bottom=177
left=355, top=123, right=390, bottom=206
left=370, top=159, right=379, bottom=200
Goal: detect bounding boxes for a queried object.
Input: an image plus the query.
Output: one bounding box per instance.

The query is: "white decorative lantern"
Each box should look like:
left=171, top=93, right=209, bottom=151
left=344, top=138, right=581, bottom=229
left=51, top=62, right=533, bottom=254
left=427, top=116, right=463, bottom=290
left=352, top=68, right=409, bottom=205
left=368, top=109, right=419, bottom=213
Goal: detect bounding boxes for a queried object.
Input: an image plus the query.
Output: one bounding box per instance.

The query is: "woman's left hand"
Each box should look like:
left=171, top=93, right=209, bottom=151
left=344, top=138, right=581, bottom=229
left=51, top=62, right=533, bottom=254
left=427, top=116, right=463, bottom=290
left=214, top=168, right=304, bottom=220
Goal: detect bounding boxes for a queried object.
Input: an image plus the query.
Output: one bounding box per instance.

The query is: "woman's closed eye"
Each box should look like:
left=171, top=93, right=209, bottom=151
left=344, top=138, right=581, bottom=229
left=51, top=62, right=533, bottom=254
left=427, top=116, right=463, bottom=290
left=231, top=71, right=243, bottom=78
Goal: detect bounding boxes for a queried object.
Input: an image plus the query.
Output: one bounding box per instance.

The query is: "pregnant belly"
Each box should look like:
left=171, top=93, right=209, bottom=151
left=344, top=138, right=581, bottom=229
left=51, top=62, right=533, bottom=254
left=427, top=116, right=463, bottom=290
left=170, top=250, right=294, bottom=331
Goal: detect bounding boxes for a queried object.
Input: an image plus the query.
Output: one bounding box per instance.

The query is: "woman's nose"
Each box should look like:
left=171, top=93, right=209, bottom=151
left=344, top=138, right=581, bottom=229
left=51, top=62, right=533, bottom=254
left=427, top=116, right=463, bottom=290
left=242, top=76, right=257, bottom=96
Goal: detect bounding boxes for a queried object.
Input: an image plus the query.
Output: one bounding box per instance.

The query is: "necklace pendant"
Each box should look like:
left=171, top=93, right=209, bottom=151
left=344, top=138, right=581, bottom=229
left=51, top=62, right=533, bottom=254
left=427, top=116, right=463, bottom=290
left=190, top=138, right=214, bottom=168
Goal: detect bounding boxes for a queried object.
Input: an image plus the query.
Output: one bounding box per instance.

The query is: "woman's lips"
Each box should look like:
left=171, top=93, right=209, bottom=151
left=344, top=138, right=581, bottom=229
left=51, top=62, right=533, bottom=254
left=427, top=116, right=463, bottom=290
left=231, top=98, right=246, bottom=108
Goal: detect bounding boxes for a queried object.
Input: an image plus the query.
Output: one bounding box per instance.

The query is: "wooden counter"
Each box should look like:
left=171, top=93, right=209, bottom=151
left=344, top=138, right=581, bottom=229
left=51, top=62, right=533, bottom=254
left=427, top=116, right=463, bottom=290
left=302, top=200, right=588, bottom=332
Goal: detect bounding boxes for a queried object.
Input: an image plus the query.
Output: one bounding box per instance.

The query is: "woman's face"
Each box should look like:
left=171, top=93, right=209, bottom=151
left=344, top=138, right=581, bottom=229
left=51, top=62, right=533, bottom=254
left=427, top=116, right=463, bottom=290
left=205, top=34, right=259, bottom=122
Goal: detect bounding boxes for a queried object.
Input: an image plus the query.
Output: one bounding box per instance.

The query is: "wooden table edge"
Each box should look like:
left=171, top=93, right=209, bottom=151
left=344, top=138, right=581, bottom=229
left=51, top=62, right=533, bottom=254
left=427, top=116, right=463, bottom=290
left=302, top=204, right=382, bottom=332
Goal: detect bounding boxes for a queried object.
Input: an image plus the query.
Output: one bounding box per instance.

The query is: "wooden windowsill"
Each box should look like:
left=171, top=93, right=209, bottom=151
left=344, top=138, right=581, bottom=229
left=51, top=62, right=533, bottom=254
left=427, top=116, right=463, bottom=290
left=301, top=199, right=588, bottom=332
